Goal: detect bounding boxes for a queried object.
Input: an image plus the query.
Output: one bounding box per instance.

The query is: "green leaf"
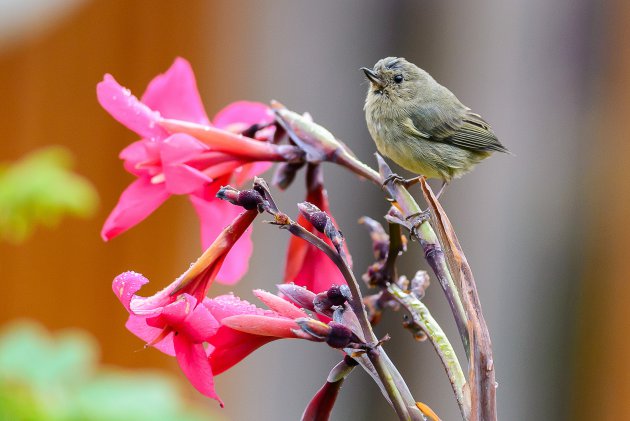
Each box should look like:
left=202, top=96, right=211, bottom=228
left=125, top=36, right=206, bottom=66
left=0, top=146, right=99, bottom=243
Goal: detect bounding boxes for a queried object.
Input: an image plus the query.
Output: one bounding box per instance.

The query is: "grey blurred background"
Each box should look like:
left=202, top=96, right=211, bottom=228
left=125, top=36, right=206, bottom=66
left=0, top=0, right=625, bottom=420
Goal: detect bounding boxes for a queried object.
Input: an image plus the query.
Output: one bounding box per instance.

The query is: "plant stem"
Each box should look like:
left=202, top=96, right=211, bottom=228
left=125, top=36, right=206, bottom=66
left=338, top=150, right=470, bottom=357
left=284, top=224, right=421, bottom=421
left=285, top=224, right=373, bottom=341
left=388, top=283, right=469, bottom=419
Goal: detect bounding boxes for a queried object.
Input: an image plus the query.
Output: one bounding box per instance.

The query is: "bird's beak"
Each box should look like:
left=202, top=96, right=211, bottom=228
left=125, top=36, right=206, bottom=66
left=361, top=67, right=382, bottom=86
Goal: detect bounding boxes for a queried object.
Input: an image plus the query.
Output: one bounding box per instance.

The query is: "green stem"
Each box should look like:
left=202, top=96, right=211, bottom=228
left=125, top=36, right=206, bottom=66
left=388, top=283, right=469, bottom=419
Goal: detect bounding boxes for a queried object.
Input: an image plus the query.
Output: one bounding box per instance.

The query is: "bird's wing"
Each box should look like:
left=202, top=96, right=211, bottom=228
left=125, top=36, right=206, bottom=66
left=406, top=110, right=510, bottom=154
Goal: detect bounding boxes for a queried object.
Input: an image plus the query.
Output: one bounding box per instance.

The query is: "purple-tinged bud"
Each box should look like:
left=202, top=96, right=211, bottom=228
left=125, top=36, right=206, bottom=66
left=295, top=319, right=359, bottom=349
left=297, top=202, right=328, bottom=232
left=216, top=185, right=240, bottom=204
left=409, top=270, right=430, bottom=299
left=309, top=211, right=329, bottom=233
left=325, top=322, right=355, bottom=349
left=277, top=283, right=316, bottom=311
left=363, top=294, right=384, bottom=325
left=217, top=186, right=266, bottom=211
left=237, top=190, right=264, bottom=210
left=362, top=262, right=386, bottom=287
left=326, top=284, right=351, bottom=306
left=359, top=216, right=390, bottom=260
left=313, top=292, right=333, bottom=314
left=272, top=161, right=305, bottom=190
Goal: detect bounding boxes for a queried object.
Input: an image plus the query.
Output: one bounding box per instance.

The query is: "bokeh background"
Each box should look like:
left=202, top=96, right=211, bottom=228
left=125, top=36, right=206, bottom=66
left=0, top=0, right=627, bottom=420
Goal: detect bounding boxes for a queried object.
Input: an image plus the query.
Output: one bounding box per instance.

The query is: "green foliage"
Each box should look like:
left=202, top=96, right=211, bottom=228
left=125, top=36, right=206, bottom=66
left=0, top=321, right=217, bottom=421
left=0, top=147, right=99, bottom=243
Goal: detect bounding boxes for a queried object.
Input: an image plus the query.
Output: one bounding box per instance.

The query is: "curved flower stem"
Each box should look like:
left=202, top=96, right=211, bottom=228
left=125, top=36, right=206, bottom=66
left=281, top=223, right=419, bottom=421
left=284, top=224, right=372, bottom=339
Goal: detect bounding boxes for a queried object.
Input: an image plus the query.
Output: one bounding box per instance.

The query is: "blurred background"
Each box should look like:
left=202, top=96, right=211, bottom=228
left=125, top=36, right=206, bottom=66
left=0, top=0, right=626, bottom=419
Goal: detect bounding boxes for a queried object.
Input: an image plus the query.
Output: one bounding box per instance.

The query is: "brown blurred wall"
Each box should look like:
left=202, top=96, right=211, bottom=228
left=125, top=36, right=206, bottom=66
left=0, top=0, right=216, bottom=371
left=572, top=0, right=630, bottom=418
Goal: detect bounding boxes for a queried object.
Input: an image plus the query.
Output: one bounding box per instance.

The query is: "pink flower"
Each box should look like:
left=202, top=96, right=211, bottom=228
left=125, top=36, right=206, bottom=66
left=112, top=209, right=257, bottom=404
left=113, top=215, right=316, bottom=404
left=284, top=165, right=351, bottom=293
left=98, top=58, right=296, bottom=284
left=204, top=289, right=310, bottom=375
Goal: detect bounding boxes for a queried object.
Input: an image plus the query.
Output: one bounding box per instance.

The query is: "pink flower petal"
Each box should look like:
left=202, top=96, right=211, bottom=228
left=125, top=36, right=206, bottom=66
left=160, top=294, right=197, bottom=326
left=159, top=133, right=209, bottom=164
left=253, top=289, right=308, bottom=319
left=159, top=134, right=213, bottom=194
left=125, top=314, right=175, bottom=356
left=189, top=197, right=253, bottom=284
left=119, top=140, right=158, bottom=176
left=183, top=298, right=221, bottom=343
left=159, top=118, right=286, bottom=160
left=205, top=294, right=268, bottom=320
left=113, top=271, right=149, bottom=312
left=97, top=74, right=167, bottom=140
left=101, top=177, right=170, bottom=241
left=141, top=58, right=210, bottom=125
left=212, top=101, right=274, bottom=129
left=233, top=162, right=272, bottom=186
left=173, top=335, right=222, bottom=404
left=113, top=270, right=180, bottom=316
left=221, top=314, right=299, bottom=338
left=207, top=328, right=276, bottom=375
left=164, top=164, right=214, bottom=195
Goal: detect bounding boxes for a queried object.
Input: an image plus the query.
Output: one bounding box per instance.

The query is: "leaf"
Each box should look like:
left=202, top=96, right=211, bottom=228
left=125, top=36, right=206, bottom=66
left=0, top=146, right=99, bottom=243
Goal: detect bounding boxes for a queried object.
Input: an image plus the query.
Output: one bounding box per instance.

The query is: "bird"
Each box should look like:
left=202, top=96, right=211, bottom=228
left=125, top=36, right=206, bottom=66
left=362, top=57, right=510, bottom=196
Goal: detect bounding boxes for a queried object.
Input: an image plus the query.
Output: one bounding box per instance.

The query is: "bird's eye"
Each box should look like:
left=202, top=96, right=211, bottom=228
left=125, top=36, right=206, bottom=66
left=394, top=74, right=403, bottom=83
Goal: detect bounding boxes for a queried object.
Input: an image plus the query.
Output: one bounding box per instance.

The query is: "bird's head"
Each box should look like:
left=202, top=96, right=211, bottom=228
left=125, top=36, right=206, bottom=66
left=361, top=57, right=429, bottom=103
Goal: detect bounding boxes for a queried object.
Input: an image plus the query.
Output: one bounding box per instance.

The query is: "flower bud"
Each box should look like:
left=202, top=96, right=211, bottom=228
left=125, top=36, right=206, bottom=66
left=325, top=322, right=355, bottom=349
left=271, top=101, right=343, bottom=163
left=277, top=283, right=316, bottom=311
left=326, top=284, right=351, bottom=306
left=216, top=186, right=265, bottom=211
left=215, top=185, right=240, bottom=204
left=272, top=161, right=305, bottom=190
left=409, top=270, right=430, bottom=300
left=297, top=202, right=328, bottom=232
left=237, top=190, right=264, bottom=210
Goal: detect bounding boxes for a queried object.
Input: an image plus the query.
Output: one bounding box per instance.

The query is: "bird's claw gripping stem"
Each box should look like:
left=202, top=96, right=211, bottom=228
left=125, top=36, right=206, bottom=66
left=382, top=174, right=422, bottom=190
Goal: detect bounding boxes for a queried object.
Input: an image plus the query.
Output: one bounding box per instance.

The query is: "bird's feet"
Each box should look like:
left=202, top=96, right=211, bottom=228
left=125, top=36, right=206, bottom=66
left=404, top=210, right=431, bottom=239
left=406, top=209, right=431, bottom=224
left=382, top=174, right=423, bottom=190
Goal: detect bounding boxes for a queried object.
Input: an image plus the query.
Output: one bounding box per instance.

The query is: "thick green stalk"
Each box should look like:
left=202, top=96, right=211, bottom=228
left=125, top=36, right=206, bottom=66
left=388, top=283, right=469, bottom=419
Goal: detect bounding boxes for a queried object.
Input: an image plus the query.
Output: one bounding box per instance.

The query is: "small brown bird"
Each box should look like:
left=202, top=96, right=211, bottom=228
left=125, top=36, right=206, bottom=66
left=362, top=57, right=510, bottom=195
